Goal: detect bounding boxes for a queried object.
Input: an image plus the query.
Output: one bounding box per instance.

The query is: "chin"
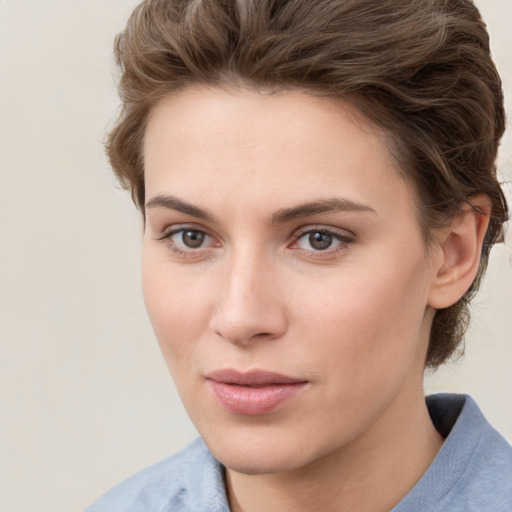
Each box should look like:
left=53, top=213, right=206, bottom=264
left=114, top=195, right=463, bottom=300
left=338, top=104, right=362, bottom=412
left=214, top=446, right=307, bottom=476
left=199, top=423, right=331, bottom=476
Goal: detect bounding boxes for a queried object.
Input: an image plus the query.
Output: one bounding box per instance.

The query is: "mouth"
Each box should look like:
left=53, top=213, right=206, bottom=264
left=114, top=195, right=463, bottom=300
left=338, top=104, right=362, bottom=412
left=205, top=369, right=309, bottom=415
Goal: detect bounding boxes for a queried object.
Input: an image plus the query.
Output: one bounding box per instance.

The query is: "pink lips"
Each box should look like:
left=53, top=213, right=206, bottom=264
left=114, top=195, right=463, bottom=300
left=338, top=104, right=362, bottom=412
left=206, top=369, right=308, bottom=415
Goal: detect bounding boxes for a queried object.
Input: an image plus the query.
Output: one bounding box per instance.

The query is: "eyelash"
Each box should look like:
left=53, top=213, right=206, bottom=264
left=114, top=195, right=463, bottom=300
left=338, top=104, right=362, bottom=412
left=287, top=227, right=354, bottom=260
left=156, top=225, right=217, bottom=258
left=156, top=225, right=354, bottom=259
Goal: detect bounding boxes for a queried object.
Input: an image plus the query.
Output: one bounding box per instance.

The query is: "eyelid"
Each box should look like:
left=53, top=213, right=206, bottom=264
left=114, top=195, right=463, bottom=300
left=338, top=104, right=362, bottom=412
left=291, top=224, right=355, bottom=242
left=154, top=224, right=221, bottom=261
left=289, top=225, right=355, bottom=256
left=155, top=223, right=213, bottom=241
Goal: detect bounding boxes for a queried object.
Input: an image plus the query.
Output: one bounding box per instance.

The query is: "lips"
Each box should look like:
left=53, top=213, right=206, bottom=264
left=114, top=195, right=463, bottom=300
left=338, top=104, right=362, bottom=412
left=206, top=369, right=308, bottom=415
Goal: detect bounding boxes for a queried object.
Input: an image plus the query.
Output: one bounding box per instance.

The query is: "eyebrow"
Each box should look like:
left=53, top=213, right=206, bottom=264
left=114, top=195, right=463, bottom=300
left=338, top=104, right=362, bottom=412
left=145, top=194, right=376, bottom=224
left=145, top=194, right=216, bottom=222
left=271, top=198, right=377, bottom=224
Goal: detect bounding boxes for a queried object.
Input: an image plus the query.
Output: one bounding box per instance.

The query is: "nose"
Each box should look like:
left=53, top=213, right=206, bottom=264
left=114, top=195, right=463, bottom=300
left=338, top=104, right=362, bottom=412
left=209, top=252, right=287, bottom=346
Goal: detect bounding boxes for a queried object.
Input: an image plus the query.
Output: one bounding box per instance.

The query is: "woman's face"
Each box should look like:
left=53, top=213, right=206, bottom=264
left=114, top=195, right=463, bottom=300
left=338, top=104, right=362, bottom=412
left=142, top=87, right=441, bottom=474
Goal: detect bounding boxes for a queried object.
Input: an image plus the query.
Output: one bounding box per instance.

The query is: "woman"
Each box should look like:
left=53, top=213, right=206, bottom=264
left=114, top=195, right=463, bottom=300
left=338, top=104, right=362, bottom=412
left=86, top=0, right=512, bottom=510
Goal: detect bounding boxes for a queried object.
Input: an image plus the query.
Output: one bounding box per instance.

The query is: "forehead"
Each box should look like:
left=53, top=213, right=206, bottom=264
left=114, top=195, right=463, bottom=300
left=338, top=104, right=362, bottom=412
left=143, top=86, right=416, bottom=223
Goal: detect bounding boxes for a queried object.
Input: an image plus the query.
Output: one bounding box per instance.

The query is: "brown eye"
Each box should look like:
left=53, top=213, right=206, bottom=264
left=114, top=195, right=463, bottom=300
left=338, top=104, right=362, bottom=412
left=159, top=228, right=214, bottom=252
left=293, top=228, right=353, bottom=254
left=309, top=232, right=332, bottom=250
left=181, top=230, right=205, bottom=248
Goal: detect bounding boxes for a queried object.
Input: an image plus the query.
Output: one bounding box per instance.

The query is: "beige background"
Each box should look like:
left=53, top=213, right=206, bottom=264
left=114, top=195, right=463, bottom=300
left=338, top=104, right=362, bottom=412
left=0, top=1, right=510, bottom=511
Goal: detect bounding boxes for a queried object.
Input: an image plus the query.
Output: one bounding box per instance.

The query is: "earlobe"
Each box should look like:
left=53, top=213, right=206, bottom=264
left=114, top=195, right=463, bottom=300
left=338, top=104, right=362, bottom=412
left=428, top=195, right=491, bottom=309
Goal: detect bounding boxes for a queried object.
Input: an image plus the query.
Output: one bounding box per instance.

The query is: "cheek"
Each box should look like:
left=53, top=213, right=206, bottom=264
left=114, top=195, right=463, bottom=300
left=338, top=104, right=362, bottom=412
left=290, top=258, right=430, bottom=377
left=141, top=255, right=213, bottom=372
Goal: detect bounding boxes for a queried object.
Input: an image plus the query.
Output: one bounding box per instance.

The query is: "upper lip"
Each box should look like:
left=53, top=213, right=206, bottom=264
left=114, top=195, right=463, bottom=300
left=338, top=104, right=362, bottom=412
left=205, top=369, right=307, bottom=387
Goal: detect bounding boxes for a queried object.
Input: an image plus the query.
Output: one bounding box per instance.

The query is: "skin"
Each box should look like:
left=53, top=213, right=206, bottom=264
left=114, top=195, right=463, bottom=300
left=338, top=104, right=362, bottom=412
left=141, top=86, right=489, bottom=512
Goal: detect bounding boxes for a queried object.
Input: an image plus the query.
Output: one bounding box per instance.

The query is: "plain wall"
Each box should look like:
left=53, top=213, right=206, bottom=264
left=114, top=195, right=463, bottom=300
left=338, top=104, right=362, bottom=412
left=0, top=1, right=510, bottom=511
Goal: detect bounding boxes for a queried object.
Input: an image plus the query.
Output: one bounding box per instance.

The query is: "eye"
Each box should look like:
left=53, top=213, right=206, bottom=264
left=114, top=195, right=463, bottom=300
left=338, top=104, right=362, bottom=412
left=176, top=229, right=208, bottom=248
left=157, top=226, right=217, bottom=255
left=292, top=228, right=353, bottom=253
left=302, top=231, right=334, bottom=251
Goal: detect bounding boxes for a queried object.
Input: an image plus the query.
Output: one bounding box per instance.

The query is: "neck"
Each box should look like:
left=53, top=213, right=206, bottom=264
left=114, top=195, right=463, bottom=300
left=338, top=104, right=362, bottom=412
left=226, top=386, right=443, bottom=512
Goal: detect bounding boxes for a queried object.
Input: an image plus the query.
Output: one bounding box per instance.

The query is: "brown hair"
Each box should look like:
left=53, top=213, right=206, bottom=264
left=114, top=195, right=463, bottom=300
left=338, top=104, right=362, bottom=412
left=107, top=0, right=508, bottom=368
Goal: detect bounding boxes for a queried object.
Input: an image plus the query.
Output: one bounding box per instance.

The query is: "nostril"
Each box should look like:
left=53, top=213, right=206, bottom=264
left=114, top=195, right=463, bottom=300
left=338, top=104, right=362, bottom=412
left=210, top=316, right=286, bottom=346
left=209, top=271, right=287, bottom=344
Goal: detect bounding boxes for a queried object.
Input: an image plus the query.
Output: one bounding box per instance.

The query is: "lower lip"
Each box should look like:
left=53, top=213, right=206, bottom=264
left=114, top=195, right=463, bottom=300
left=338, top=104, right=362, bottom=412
left=208, top=381, right=307, bottom=415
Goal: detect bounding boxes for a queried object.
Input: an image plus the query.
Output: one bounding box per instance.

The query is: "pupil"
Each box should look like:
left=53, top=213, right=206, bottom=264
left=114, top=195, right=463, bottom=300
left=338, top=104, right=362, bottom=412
left=182, top=230, right=204, bottom=248
left=309, top=232, right=332, bottom=250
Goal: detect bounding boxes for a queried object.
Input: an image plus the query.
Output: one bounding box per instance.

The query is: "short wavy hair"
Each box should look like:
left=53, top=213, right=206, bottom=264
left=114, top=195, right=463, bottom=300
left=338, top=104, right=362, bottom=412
left=107, top=0, right=508, bottom=368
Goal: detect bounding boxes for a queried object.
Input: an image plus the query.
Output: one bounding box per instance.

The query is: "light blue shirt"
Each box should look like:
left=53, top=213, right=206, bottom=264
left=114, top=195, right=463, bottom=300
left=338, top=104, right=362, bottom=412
left=85, top=394, right=512, bottom=511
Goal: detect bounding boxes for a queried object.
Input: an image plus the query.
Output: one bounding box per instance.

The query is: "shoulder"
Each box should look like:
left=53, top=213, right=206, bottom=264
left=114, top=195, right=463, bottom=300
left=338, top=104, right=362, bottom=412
left=84, top=438, right=230, bottom=512
left=394, top=394, right=512, bottom=512
left=445, top=395, right=512, bottom=511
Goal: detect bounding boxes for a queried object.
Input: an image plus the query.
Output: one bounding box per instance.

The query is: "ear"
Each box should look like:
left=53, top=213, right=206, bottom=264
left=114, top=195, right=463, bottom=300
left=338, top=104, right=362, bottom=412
left=428, top=194, right=491, bottom=309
